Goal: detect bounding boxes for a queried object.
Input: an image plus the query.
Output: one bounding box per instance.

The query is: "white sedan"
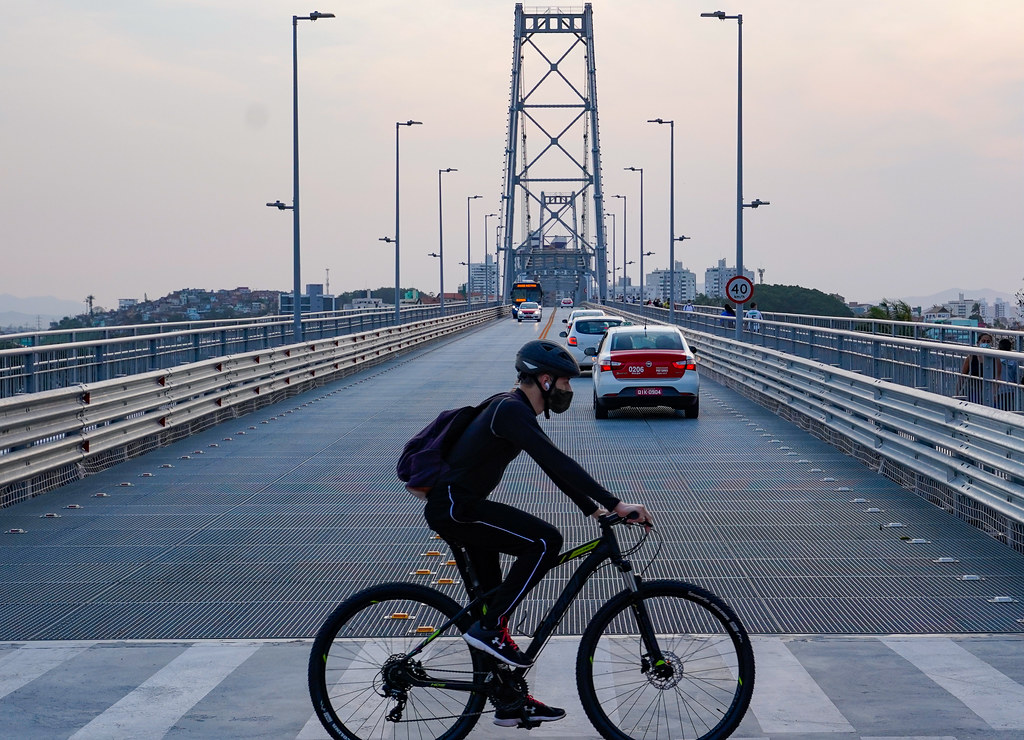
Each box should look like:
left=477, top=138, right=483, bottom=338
left=587, top=325, right=699, bottom=418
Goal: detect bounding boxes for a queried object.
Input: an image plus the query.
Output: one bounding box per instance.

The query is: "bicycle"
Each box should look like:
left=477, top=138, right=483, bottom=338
left=308, top=513, right=755, bottom=740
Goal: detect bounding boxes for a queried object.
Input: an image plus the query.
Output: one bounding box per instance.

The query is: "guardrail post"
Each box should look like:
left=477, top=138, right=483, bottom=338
left=220, top=330, right=227, bottom=357
left=25, top=352, right=37, bottom=394
left=149, top=338, right=158, bottom=371
left=193, top=333, right=201, bottom=364
left=871, top=337, right=881, bottom=380
left=95, top=345, right=107, bottom=382
left=916, top=345, right=929, bottom=390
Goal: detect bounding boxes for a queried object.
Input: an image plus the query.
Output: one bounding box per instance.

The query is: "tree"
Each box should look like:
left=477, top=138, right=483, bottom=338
left=743, top=284, right=854, bottom=317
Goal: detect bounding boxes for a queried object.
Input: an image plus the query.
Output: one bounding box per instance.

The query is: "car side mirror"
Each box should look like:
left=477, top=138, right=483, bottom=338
left=559, top=331, right=567, bottom=338
left=562, top=319, right=568, bottom=324
left=584, top=347, right=598, bottom=357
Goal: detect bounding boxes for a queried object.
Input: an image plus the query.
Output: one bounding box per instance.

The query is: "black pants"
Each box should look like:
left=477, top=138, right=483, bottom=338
left=425, top=485, right=563, bottom=626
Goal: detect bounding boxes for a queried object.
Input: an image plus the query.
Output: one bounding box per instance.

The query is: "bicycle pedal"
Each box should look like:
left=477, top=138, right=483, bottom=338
left=516, top=719, right=541, bottom=730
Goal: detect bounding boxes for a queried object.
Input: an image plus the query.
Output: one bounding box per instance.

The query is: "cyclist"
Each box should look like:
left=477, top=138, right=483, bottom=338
left=423, top=339, right=653, bottom=727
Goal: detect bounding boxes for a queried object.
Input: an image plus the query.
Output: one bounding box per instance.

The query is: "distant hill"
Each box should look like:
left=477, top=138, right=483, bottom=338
left=897, top=288, right=1017, bottom=309
left=0, top=294, right=86, bottom=318
left=0, top=311, right=60, bottom=331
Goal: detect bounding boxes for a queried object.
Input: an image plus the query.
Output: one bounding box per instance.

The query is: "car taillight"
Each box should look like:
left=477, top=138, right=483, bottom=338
left=598, top=360, right=620, bottom=372
left=672, top=357, right=697, bottom=371
left=567, top=337, right=577, bottom=346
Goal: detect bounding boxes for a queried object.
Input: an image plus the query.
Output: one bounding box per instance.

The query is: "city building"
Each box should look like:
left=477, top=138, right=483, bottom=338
left=469, top=255, right=498, bottom=300
left=704, top=259, right=755, bottom=299
left=647, top=263, right=696, bottom=303
left=279, top=284, right=339, bottom=315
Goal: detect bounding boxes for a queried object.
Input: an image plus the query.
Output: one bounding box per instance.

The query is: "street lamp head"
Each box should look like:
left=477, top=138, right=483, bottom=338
left=745, top=199, right=771, bottom=208
left=642, top=251, right=655, bottom=257
left=624, top=166, right=641, bottom=172
left=440, top=167, right=457, bottom=174
left=309, top=11, right=335, bottom=20
left=611, top=194, right=624, bottom=199
left=398, top=120, right=423, bottom=127
left=469, top=195, right=482, bottom=200
left=427, top=252, right=440, bottom=258
left=379, top=237, right=394, bottom=243
left=674, top=234, right=691, bottom=241
left=265, top=200, right=292, bottom=210
left=701, top=11, right=727, bottom=19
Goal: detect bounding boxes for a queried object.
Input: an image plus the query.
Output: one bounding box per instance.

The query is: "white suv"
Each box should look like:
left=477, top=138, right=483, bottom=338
left=559, top=315, right=632, bottom=371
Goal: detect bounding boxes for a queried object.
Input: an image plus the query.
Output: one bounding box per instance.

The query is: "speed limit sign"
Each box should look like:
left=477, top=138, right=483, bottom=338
left=725, top=275, right=754, bottom=304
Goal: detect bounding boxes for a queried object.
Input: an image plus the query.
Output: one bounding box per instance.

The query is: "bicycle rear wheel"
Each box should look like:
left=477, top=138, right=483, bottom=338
left=576, top=579, right=755, bottom=740
left=309, top=582, right=487, bottom=740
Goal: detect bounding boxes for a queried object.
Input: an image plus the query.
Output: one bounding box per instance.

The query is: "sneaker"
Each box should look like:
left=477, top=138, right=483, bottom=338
left=493, top=695, right=567, bottom=727
left=463, top=619, right=532, bottom=668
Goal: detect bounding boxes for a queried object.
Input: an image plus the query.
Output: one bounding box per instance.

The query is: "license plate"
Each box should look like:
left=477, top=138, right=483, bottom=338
left=636, top=387, right=662, bottom=396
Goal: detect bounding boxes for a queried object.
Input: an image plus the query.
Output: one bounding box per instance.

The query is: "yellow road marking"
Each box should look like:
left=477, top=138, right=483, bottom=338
left=540, top=307, right=558, bottom=339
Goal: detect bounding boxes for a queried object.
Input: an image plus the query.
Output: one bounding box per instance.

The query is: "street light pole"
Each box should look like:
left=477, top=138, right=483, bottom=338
left=285, top=10, right=334, bottom=342
left=437, top=167, right=457, bottom=312
left=701, top=10, right=746, bottom=339
left=611, top=194, right=626, bottom=300
left=484, top=213, right=497, bottom=303
left=624, top=167, right=644, bottom=304
left=466, top=195, right=482, bottom=305
left=647, top=118, right=676, bottom=323
left=605, top=211, right=616, bottom=299
left=702, top=11, right=770, bottom=341
left=495, top=225, right=504, bottom=302
left=395, top=120, right=422, bottom=323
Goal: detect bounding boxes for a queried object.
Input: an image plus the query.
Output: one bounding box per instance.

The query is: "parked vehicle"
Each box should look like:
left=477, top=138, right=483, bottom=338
left=560, top=316, right=631, bottom=371
left=587, top=325, right=699, bottom=418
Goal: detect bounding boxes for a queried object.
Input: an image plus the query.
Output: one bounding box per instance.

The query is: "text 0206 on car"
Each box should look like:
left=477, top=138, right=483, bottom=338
left=586, top=325, right=699, bottom=419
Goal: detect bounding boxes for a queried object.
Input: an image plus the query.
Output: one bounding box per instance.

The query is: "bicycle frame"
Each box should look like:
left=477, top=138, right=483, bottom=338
left=398, top=515, right=662, bottom=694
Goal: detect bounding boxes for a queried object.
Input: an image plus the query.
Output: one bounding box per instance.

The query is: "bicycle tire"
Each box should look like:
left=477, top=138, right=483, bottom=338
left=576, top=579, right=755, bottom=740
left=309, top=582, right=487, bottom=740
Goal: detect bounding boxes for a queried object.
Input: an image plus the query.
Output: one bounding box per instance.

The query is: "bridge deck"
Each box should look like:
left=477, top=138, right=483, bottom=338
left=1, top=310, right=1022, bottom=641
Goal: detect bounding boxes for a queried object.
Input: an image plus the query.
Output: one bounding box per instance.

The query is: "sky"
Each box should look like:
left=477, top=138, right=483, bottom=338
left=2, top=0, right=1023, bottom=312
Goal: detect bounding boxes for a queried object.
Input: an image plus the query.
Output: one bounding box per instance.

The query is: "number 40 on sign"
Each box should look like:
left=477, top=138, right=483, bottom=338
left=725, top=275, right=754, bottom=304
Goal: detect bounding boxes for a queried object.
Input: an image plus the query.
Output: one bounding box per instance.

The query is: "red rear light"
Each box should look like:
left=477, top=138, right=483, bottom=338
left=567, top=337, right=577, bottom=346
left=598, top=360, right=620, bottom=372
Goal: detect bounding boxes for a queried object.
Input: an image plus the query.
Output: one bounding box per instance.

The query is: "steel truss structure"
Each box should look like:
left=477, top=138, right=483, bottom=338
left=500, top=3, right=608, bottom=304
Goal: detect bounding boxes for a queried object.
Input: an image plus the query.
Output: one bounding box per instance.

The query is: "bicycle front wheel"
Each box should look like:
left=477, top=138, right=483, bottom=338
left=309, top=582, right=487, bottom=740
left=577, top=579, right=755, bottom=740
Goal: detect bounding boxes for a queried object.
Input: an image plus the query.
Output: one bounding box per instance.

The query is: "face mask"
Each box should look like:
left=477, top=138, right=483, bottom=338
left=548, top=387, right=574, bottom=414
left=980, top=342, right=991, bottom=348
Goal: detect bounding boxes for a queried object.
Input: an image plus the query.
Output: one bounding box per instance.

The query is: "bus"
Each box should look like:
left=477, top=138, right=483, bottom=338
left=510, top=281, right=543, bottom=307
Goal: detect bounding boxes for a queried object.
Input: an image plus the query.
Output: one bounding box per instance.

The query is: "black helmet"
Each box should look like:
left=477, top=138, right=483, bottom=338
left=516, top=339, right=581, bottom=379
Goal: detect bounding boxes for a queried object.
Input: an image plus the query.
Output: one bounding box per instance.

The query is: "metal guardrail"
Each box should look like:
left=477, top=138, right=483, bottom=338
left=597, top=303, right=1024, bottom=552
left=0, top=302, right=492, bottom=398
left=0, top=307, right=504, bottom=508
left=603, top=302, right=1024, bottom=413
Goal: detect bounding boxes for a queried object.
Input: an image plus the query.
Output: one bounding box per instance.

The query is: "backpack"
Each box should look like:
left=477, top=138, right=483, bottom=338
left=396, top=394, right=503, bottom=499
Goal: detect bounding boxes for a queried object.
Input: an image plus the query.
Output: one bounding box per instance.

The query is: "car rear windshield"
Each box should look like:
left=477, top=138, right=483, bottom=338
left=575, top=319, right=622, bottom=335
left=611, top=332, right=683, bottom=351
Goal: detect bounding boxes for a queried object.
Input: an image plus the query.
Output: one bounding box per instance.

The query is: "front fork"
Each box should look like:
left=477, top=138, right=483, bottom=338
left=618, top=565, right=671, bottom=677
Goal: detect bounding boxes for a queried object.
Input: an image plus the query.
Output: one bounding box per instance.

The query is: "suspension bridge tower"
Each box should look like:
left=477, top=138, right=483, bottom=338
left=500, top=3, right=608, bottom=304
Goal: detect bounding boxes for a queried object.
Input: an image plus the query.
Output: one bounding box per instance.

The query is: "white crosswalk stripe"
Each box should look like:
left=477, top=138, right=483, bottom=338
left=749, top=636, right=855, bottom=734
left=0, top=641, right=94, bottom=700
left=881, top=637, right=1024, bottom=732
left=67, top=641, right=260, bottom=740
left=0, top=636, right=1022, bottom=738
